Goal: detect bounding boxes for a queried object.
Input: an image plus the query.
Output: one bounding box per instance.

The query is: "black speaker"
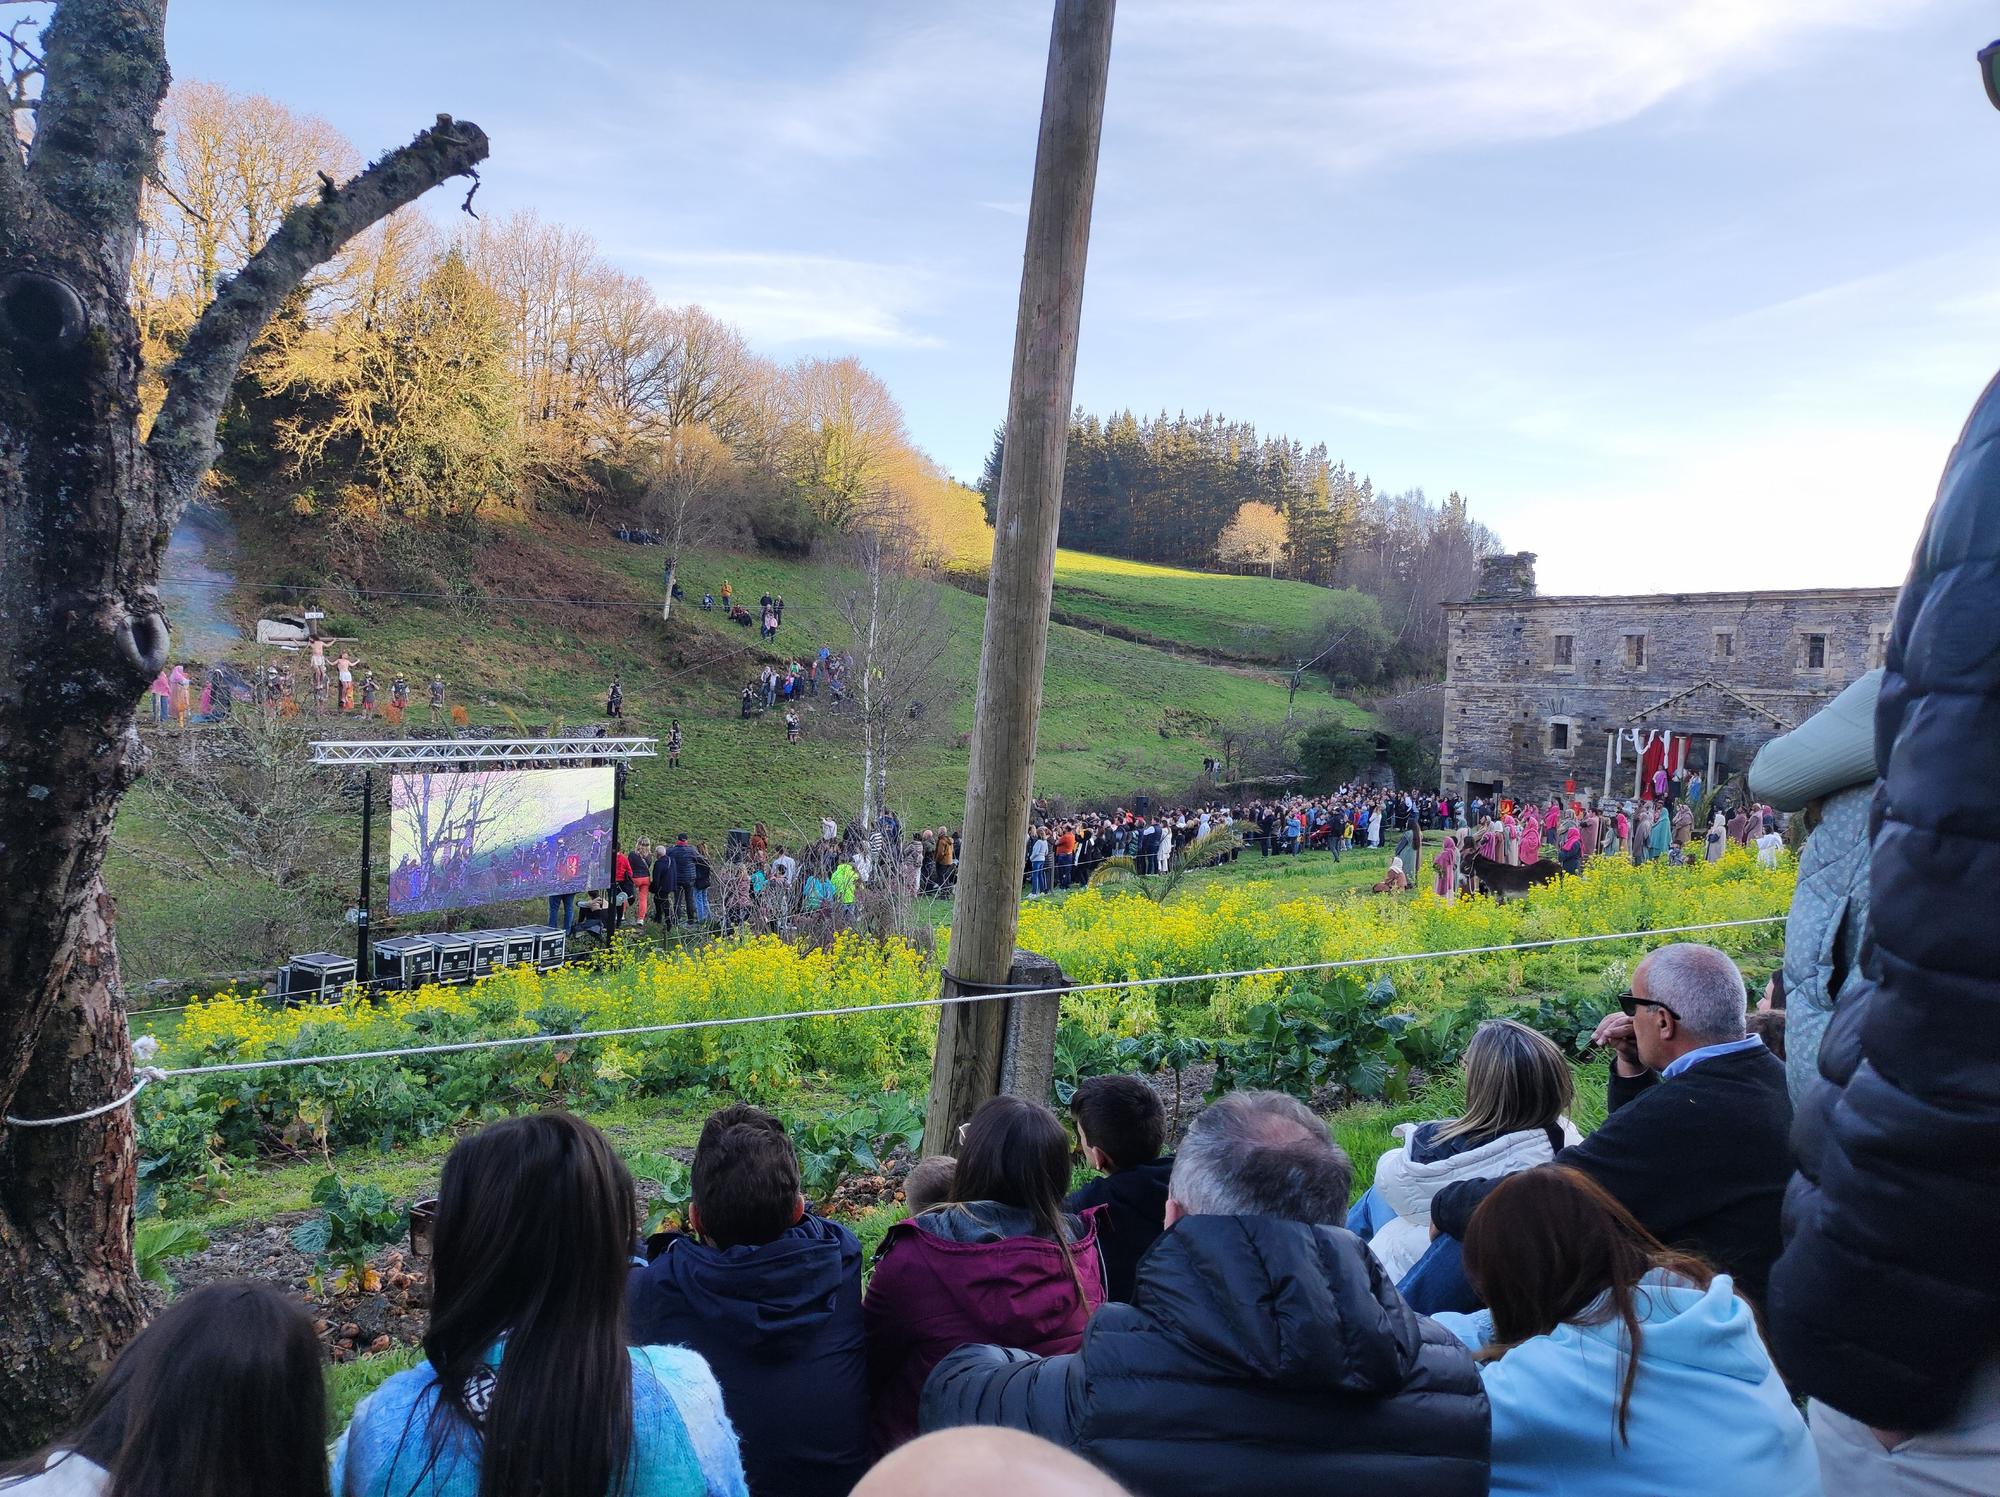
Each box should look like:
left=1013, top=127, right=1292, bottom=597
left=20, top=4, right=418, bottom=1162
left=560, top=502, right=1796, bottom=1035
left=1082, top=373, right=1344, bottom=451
left=283, top=951, right=357, bottom=1005
left=726, top=828, right=751, bottom=859
left=1135, top=795, right=1152, bottom=815
left=423, top=933, right=474, bottom=984
left=372, top=936, right=436, bottom=991
left=467, top=930, right=509, bottom=978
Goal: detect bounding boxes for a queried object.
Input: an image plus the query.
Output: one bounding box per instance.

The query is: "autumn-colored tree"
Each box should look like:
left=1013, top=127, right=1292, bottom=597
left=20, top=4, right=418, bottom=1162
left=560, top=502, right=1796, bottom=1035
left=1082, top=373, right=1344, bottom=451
left=1217, top=499, right=1288, bottom=576
left=783, top=355, right=908, bottom=531
left=255, top=242, right=520, bottom=525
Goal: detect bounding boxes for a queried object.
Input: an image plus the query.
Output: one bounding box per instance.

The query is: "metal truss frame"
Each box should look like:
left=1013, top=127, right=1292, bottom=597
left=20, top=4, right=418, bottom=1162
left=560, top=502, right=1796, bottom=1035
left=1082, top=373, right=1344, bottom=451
left=309, top=736, right=659, bottom=767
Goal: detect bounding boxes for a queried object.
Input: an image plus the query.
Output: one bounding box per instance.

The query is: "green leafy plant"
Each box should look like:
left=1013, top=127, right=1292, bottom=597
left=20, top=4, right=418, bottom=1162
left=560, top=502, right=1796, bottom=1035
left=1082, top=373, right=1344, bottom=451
left=289, top=1173, right=405, bottom=1291
left=134, top=1218, right=209, bottom=1290
left=795, top=1093, right=927, bottom=1201
left=628, top=1152, right=694, bottom=1237
left=1209, top=974, right=1412, bottom=1104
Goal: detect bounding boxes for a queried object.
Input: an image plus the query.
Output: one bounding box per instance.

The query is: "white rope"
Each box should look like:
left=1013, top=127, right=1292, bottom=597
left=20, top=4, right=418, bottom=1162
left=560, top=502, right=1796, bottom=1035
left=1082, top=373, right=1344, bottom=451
left=4, top=1068, right=167, bottom=1128
left=2, top=914, right=1786, bottom=1123
left=149, top=915, right=1785, bottom=1083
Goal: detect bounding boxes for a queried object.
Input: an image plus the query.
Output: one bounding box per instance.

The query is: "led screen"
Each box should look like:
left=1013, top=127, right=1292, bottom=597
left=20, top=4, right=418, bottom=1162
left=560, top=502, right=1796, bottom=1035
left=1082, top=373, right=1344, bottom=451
left=387, top=767, right=614, bottom=915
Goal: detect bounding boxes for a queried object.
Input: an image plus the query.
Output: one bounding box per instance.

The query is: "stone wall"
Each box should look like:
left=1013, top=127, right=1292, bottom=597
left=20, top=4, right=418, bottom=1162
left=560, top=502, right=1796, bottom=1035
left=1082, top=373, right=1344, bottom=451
left=1440, top=578, right=1899, bottom=801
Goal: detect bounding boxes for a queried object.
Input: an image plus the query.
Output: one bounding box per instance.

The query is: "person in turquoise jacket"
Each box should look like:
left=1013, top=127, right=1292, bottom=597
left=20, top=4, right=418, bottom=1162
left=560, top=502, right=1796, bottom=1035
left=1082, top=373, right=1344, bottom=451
left=1433, top=1167, right=1819, bottom=1497
left=333, top=1113, right=746, bottom=1497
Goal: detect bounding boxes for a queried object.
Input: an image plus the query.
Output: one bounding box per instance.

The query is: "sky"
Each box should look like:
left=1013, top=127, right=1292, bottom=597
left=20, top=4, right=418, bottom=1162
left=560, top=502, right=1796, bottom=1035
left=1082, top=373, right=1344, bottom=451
left=163, top=1, right=2000, bottom=594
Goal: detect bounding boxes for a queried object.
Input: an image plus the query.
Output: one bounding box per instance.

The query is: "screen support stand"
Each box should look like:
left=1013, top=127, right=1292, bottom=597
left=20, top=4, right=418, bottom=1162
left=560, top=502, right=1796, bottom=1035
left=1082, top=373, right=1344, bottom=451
left=356, top=768, right=374, bottom=976
left=610, top=763, right=625, bottom=934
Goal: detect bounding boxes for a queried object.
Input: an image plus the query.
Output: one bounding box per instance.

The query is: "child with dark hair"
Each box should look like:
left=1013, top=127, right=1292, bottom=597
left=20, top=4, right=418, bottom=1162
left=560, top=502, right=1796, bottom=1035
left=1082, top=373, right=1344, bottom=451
left=1064, top=1076, right=1173, bottom=1303
left=865, top=1097, right=1105, bottom=1453
left=338, top=1112, right=745, bottom=1497
left=902, top=1155, right=957, bottom=1216
left=1, top=1281, right=326, bottom=1497
left=627, top=1104, right=868, bottom=1497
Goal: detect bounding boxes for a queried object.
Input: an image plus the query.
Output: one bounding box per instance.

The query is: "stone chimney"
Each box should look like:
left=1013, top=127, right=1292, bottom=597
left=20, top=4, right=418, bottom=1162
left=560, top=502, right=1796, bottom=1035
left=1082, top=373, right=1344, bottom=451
left=1473, top=551, right=1538, bottom=602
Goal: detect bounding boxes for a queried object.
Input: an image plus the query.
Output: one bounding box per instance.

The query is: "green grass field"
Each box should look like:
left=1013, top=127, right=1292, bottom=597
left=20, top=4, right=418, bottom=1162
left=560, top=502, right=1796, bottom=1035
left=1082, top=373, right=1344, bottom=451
left=113, top=518, right=1372, bottom=986
left=1046, top=549, right=1365, bottom=662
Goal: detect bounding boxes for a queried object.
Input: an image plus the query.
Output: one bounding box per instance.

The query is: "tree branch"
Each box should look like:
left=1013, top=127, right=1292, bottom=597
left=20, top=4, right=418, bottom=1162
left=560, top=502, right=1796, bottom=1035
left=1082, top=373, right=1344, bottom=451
left=24, top=0, right=166, bottom=259
left=148, top=114, right=489, bottom=512
left=0, top=9, right=42, bottom=219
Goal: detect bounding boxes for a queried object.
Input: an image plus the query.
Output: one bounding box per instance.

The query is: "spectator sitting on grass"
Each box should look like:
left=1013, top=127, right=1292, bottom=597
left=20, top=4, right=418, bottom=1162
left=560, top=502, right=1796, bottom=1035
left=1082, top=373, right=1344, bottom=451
left=0, top=1282, right=327, bottom=1497
left=920, top=1090, right=1489, bottom=1497
left=1065, top=1075, right=1174, bottom=1304
left=1432, top=1167, right=1817, bottom=1496
left=335, top=1112, right=746, bottom=1497
left=902, top=1155, right=957, bottom=1216
left=1431, top=943, right=1793, bottom=1308
left=864, top=1097, right=1106, bottom=1455
left=1349, top=1017, right=1579, bottom=1315
left=628, top=1104, right=869, bottom=1497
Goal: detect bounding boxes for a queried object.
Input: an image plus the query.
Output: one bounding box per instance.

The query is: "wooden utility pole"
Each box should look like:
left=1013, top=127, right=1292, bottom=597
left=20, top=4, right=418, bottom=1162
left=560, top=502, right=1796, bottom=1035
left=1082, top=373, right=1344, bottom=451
left=924, top=0, right=1115, bottom=1151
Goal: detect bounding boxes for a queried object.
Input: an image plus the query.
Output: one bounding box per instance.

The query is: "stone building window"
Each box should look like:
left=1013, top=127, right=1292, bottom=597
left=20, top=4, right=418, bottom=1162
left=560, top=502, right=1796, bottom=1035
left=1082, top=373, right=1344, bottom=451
left=1622, top=632, right=1647, bottom=671
left=1546, top=717, right=1578, bottom=756
left=1713, top=630, right=1734, bottom=661
left=1800, top=632, right=1828, bottom=671
left=1552, top=633, right=1574, bottom=671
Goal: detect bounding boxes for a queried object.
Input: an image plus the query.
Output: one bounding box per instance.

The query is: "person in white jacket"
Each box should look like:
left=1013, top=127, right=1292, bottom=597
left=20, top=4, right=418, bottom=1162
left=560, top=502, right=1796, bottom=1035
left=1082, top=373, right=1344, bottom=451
left=1354, top=1019, right=1579, bottom=1310
left=1433, top=1166, right=1820, bottom=1497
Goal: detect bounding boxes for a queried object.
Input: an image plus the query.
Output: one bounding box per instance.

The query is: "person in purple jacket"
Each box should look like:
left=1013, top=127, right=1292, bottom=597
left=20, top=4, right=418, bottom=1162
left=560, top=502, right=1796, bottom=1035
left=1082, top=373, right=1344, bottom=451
left=863, top=1097, right=1105, bottom=1454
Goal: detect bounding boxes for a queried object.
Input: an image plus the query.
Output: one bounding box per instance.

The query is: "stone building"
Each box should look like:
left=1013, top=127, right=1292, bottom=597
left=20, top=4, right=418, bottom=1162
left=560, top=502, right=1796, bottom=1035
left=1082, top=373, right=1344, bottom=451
left=1439, top=553, right=1898, bottom=805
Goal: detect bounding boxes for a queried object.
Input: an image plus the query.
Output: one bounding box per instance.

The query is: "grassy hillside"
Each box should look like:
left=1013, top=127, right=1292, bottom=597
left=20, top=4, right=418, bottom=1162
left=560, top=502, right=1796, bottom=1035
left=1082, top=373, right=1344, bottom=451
left=111, top=515, right=1370, bottom=987
left=1045, top=549, right=1366, bottom=663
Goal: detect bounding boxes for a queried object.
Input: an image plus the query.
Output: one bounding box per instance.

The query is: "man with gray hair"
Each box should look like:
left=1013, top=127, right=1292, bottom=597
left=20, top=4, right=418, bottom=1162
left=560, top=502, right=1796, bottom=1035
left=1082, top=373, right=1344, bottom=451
left=1434, top=941, right=1793, bottom=1303
left=918, top=1090, right=1490, bottom=1496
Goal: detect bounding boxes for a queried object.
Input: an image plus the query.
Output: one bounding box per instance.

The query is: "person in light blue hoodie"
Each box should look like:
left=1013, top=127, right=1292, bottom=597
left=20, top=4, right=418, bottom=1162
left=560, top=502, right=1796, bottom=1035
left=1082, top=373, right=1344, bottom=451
left=1433, top=1166, right=1820, bottom=1497
left=334, top=1113, right=746, bottom=1497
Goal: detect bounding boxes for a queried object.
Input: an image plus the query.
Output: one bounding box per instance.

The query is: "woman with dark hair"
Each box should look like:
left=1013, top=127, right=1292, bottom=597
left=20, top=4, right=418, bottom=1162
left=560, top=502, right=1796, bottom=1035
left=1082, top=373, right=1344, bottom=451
left=335, top=1113, right=746, bottom=1497
left=1, top=1281, right=326, bottom=1497
left=1433, top=1167, right=1817, bottom=1495
left=1353, top=1018, right=1578, bottom=1313
left=862, top=1096, right=1105, bottom=1454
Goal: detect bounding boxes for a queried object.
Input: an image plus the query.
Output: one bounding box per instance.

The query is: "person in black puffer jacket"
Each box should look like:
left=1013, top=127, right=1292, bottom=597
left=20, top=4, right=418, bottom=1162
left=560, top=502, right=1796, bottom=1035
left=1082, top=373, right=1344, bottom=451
left=1766, top=371, right=2000, bottom=1492
left=920, top=1091, right=1489, bottom=1497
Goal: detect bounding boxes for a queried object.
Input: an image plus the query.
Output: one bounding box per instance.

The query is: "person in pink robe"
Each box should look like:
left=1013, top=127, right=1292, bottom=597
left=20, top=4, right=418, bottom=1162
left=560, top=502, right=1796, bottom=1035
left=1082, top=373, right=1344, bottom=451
left=1434, top=832, right=1458, bottom=901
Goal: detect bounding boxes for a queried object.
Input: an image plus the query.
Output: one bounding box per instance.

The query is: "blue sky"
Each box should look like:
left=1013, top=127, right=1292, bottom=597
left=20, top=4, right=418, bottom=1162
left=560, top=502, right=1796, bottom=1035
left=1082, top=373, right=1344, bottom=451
left=166, top=1, right=2000, bottom=593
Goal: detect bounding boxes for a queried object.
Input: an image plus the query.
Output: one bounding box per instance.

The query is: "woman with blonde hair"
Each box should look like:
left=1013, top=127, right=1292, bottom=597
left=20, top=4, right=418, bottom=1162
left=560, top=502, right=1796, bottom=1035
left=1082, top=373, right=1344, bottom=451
left=1352, top=1018, right=1579, bottom=1313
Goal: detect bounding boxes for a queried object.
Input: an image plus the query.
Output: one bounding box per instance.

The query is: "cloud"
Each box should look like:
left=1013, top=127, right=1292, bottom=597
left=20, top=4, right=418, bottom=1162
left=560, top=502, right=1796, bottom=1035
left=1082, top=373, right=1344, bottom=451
left=1116, top=0, right=1934, bottom=168
left=1519, top=419, right=1943, bottom=595
left=624, top=249, right=947, bottom=349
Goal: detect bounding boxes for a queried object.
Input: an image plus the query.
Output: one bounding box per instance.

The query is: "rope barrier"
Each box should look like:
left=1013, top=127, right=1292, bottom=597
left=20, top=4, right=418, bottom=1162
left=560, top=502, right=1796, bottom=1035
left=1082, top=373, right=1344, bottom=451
left=6, top=914, right=1786, bottom=1125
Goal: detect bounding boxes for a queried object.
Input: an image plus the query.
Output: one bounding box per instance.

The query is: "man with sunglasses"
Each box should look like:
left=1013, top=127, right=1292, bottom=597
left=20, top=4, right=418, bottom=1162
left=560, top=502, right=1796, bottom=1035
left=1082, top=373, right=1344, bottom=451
left=1433, top=942, right=1793, bottom=1304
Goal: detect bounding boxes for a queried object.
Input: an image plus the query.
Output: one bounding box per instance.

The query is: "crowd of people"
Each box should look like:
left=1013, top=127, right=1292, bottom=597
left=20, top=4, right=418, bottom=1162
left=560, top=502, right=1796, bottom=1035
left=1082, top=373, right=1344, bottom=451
left=2, top=954, right=1833, bottom=1496
left=562, top=813, right=961, bottom=946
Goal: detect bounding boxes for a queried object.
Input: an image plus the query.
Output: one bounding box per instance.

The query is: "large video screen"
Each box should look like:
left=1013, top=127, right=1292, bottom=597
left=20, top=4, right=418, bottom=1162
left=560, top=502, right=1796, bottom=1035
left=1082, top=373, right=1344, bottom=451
left=388, top=767, right=614, bottom=915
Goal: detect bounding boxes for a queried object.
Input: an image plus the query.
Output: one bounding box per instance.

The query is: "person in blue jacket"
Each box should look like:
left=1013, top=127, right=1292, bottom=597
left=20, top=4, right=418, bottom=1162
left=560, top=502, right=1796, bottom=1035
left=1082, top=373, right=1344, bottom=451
left=336, top=1113, right=746, bottom=1497
left=628, top=1104, right=869, bottom=1497
left=1433, top=1166, right=1818, bottom=1497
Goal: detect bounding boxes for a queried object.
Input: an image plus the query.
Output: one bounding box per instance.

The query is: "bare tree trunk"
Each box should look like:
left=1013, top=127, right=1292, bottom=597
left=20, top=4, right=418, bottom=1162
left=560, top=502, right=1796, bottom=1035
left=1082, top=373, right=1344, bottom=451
left=0, top=0, right=486, bottom=1450
left=663, top=557, right=677, bottom=623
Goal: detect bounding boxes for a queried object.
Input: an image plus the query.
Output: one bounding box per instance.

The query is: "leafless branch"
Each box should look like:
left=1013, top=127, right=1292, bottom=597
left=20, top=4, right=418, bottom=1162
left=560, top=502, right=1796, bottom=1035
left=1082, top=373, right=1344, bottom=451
left=149, top=112, right=489, bottom=514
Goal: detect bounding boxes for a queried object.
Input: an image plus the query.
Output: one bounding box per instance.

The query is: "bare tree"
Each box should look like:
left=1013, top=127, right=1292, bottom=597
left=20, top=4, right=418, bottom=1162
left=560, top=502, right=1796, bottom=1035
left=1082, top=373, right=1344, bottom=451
left=0, top=0, right=486, bottom=1446
left=641, top=424, right=732, bottom=621
left=146, top=713, right=345, bottom=886
left=832, top=504, right=957, bottom=834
